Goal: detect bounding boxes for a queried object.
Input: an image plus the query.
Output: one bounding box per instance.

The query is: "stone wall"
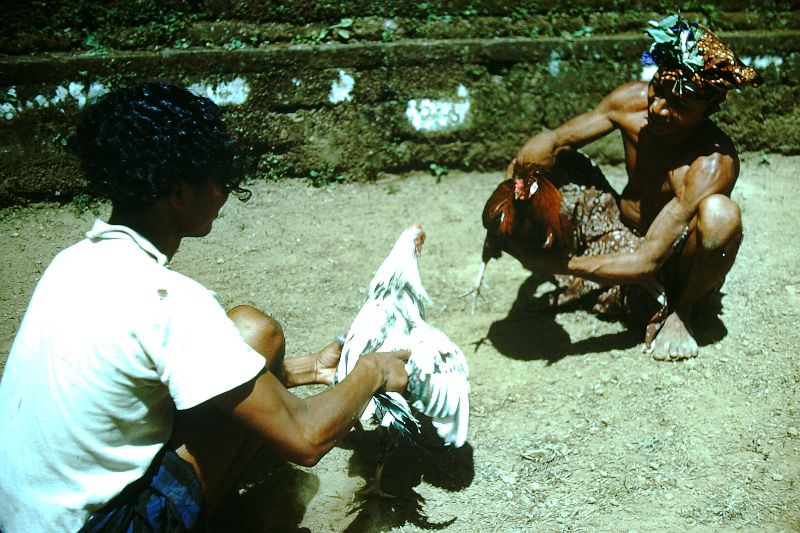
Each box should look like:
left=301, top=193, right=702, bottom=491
left=1, top=1, right=798, bottom=204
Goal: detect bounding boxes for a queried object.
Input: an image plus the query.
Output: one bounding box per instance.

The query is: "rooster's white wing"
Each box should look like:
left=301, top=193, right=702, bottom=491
left=406, top=324, right=470, bottom=447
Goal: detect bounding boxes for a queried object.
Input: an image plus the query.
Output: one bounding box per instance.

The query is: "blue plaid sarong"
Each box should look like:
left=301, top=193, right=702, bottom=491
left=79, top=449, right=203, bottom=532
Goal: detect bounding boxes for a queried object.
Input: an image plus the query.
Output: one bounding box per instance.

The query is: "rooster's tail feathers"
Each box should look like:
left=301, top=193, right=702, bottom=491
left=372, top=392, right=421, bottom=441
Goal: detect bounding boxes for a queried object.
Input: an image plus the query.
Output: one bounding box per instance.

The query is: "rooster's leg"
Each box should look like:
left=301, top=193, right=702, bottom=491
left=459, top=261, right=488, bottom=314
left=356, top=428, right=397, bottom=499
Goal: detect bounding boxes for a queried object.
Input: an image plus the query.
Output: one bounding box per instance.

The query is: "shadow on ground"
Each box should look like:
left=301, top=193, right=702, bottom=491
left=480, top=274, right=641, bottom=363
left=692, top=290, right=729, bottom=346
left=210, top=450, right=320, bottom=532
left=482, top=274, right=732, bottom=363
left=338, top=425, right=474, bottom=532
left=209, top=418, right=475, bottom=532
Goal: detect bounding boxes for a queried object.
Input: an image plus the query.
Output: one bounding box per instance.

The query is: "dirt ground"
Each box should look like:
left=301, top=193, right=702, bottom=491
left=1, top=154, right=798, bottom=532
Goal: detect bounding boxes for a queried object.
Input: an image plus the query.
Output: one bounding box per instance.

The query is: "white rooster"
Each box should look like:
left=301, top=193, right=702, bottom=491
left=334, top=224, right=470, bottom=497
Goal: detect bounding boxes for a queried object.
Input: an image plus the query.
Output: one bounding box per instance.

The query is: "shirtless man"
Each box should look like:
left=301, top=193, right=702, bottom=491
left=507, top=15, right=761, bottom=360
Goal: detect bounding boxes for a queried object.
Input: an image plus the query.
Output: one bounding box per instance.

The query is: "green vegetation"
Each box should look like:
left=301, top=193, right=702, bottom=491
left=429, top=163, right=450, bottom=183
left=295, top=18, right=354, bottom=44
left=83, top=34, right=106, bottom=55
left=70, top=193, right=102, bottom=216
left=261, top=154, right=292, bottom=182
left=308, top=162, right=347, bottom=189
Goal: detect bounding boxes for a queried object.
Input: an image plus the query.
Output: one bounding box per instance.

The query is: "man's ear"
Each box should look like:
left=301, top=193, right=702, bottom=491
left=705, top=103, right=721, bottom=117
left=166, top=182, right=189, bottom=209
left=705, top=94, right=725, bottom=117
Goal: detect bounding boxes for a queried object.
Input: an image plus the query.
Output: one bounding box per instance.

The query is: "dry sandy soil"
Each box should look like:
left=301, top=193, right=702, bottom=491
left=1, top=155, right=798, bottom=532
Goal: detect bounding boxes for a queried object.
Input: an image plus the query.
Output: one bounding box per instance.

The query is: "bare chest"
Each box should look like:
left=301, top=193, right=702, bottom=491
left=620, top=133, right=690, bottom=231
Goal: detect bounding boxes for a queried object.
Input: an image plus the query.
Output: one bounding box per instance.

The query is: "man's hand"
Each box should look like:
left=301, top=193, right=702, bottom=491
left=313, top=339, right=344, bottom=385
left=362, top=350, right=410, bottom=392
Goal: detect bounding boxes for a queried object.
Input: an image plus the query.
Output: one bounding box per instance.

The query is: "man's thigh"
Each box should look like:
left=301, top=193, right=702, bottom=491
left=79, top=448, right=203, bottom=532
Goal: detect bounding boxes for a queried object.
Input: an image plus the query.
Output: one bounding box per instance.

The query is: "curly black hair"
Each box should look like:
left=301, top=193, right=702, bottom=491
left=71, top=83, right=250, bottom=206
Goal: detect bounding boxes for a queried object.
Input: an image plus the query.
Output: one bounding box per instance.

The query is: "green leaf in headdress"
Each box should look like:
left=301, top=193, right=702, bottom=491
left=646, top=28, right=674, bottom=44
left=657, top=14, right=680, bottom=29
left=644, top=14, right=705, bottom=74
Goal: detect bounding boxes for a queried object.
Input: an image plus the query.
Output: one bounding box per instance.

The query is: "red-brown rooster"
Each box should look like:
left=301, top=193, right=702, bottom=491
left=470, top=152, right=655, bottom=321
left=468, top=159, right=572, bottom=308
left=481, top=159, right=573, bottom=262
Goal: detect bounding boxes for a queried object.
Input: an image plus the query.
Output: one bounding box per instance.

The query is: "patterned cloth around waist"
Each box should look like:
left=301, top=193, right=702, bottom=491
left=79, top=449, right=203, bottom=533
left=547, top=182, right=660, bottom=326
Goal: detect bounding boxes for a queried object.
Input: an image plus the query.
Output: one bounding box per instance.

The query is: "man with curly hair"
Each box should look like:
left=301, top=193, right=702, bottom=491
left=505, top=15, right=761, bottom=361
left=0, top=83, right=410, bottom=532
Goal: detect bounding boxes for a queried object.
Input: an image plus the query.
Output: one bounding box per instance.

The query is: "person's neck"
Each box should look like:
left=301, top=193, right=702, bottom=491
left=649, top=119, right=709, bottom=148
left=108, top=203, right=181, bottom=260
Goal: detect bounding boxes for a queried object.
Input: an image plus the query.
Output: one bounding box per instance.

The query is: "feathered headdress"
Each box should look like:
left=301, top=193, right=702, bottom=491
left=642, top=14, right=762, bottom=97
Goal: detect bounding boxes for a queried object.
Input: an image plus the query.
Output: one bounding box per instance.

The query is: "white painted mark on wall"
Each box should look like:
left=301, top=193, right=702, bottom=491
left=405, top=84, right=470, bottom=132
left=548, top=50, right=562, bottom=77
left=2, top=82, right=110, bottom=120
left=741, top=55, right=783, bottom=70
left=3, top=76, right=248, bottom=122
left=329, top=70, right=355, bottom=103
left=188, top=76, right=250, bottom=105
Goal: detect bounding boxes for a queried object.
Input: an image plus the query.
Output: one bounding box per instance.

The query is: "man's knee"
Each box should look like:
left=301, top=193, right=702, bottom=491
left=697, top=195, right=742, bottom=251
left=227, top=305, right=285, bottom=371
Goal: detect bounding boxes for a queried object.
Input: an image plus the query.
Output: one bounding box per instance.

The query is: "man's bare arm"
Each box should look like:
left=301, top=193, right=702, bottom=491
left=567, top=152, right=737, bottom=284
left=280, top=340, right=342, bottom=388
left=212, top=350, right=409, bottom=467
left=509, top=82, right=642, bottom=174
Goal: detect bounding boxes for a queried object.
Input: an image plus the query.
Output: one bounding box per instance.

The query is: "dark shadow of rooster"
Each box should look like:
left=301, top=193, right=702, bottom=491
left=209, top=419, right=475, bottom=532
left=484, top=272, right=641, bottom=364
left=337, top=421, right=475, bottom=532
left=485, top=267, right=729, bottom=364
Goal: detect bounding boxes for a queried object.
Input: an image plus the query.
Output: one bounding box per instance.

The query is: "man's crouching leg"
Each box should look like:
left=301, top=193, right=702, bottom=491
left=650, top=194, right=742, bottom=361
left=170, top=305, right=285, bottom=511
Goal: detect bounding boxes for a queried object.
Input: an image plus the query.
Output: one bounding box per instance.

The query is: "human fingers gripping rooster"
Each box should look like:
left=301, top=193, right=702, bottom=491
left=333, top=224, right=470, bottom=497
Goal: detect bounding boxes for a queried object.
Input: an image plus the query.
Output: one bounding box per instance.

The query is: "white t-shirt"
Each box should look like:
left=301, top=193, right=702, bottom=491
left=0, top=220, right=266, bottom=533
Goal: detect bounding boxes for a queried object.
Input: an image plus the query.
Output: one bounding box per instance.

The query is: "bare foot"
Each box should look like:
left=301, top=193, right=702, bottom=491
left=646, top=311, right=699, bottom=361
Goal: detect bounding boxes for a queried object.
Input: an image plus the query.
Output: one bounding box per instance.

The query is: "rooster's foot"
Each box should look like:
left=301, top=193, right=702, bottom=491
left=355, top=461, right=395, bottom=499
left=356, top=482, right=396, bottom=500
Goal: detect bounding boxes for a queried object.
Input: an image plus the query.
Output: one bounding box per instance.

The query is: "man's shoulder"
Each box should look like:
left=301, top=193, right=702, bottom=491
left=682, top=123, right=739, bottom=186
left=690, top=121, right=738, bottom=166
left=44, top=236, right=213, bottom=304
left=703, top=120, right=736, bottom=151
left=602, top=81, right=649, bottom=112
